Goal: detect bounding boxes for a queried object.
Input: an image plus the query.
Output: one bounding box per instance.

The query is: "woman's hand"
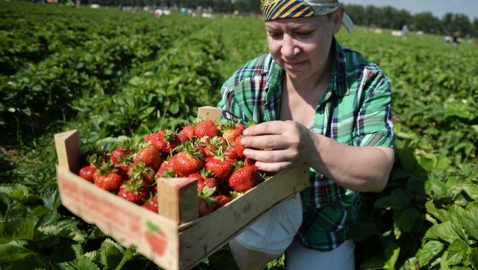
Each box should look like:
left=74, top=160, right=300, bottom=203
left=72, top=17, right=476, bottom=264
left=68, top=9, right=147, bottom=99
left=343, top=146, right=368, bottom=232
left=240, top=120, right=314, bottom=173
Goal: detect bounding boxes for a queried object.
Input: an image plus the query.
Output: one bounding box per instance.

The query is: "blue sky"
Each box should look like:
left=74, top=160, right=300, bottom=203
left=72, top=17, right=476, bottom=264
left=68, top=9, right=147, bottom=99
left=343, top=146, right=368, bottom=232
left=340, top=0, right=478, bottom=20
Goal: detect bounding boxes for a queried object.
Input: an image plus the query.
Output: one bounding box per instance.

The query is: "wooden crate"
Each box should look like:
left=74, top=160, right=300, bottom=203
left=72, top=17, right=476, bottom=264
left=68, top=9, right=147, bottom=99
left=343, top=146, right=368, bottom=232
left=54, top=106, right=309, bottom=270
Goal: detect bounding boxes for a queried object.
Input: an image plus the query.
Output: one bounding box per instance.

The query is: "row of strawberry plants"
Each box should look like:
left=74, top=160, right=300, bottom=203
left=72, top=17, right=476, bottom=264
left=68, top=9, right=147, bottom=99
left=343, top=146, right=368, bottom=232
left=0, top=4, right=231, bottom=269
left=0, top=2, right=184, bottom=145
left=338, top=30, right=478, bottom=269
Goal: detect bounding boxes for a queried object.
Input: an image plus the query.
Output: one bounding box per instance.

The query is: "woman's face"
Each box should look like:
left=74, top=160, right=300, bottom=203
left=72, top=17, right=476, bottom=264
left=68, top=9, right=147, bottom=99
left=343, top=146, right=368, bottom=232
left=265, top=12, right=342, bottom=81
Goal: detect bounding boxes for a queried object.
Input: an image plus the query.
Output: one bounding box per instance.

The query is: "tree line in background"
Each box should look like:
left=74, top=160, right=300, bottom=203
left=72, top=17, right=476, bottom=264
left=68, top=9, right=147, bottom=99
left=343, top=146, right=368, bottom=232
left=31, top=0, right=478, bottom=38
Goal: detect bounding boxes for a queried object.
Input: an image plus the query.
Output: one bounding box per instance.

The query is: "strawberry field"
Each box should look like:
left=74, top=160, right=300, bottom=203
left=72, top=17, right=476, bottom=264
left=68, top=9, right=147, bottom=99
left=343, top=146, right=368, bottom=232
left=1, top=2, right=478, bottom=270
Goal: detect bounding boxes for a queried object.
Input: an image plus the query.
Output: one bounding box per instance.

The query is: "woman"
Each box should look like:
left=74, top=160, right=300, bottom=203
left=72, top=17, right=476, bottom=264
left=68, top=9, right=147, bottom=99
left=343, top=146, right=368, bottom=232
left=218, top=0, right=395, bottom=269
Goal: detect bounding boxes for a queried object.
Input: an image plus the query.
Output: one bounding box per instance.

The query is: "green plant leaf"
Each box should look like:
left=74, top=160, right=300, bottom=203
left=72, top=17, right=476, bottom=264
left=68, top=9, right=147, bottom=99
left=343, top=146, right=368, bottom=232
left=424, top=221, right=461, bottom=243
left=417, top=152, right=437, bottom=173
left=446, top=239, right=468, bottom=266
left=461, top=204, right=478, bottom=241
left=374, top=188, right=411, bottom=210
left=360, top=256, right=387, bottom=270
left=416, top=240, right=444, bottom=267
left=448, top=205, right=468, bottom=241
left=462, top=183, right=478, bottom=201
left=99, top=238, right=126, bottom=269
left=77, top=256, right=101, bottom=270
left=425, top=200, right=448, bottom=223
left=0, top=241, right=35, bottom=263
left=425, top=178, right=449, bottom=200
left=384, top=242, right=400, bottom=269
left=468, top=247, right=478, bottom=269
left=394, top=207, right=421, bottom=233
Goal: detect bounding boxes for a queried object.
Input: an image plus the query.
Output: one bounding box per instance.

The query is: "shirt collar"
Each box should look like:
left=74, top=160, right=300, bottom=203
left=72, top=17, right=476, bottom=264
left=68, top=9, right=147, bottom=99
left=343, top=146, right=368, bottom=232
left=330, top=37, right=348, bottom=97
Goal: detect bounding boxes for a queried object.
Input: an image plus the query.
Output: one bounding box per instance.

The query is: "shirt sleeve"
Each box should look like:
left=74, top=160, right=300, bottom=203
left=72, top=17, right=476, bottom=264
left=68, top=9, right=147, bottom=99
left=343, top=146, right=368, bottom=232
left=353, top=68, right=394, bottom=148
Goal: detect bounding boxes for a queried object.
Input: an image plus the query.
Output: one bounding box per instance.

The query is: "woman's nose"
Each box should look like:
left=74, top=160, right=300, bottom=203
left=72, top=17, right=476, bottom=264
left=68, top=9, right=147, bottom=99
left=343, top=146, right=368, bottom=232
left=280, top=34, right=299, bottom=57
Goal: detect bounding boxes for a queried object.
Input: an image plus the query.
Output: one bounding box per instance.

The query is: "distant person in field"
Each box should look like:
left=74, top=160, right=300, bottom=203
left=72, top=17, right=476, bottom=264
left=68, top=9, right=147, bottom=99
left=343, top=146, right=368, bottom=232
left=218, top=0, right=395, bottom=269
left=401, top=24, right=409, bottom=37
left=452, top=31, right=460, bottom=44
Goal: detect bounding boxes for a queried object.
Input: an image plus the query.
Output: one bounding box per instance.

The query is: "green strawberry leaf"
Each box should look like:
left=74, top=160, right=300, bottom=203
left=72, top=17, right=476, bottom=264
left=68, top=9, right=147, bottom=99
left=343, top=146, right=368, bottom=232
left=446, top=239, right=468, bottom=266
left=416, top=240, right=444, bottom=267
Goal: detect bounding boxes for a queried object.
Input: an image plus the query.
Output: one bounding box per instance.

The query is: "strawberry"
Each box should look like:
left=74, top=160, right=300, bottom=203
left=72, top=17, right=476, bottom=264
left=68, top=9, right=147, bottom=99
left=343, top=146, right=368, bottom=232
left=222, top=121, right=245, bottom=143
left=93, top=161, right=124, bottom=191
left=133, top=144, right=163, bottom=170
left=178, top=124, right=195, bottom=142
left=196, top=169, right=218, bottom=193
left=214, top=194, right=231, bottom=209
left=202, top=136, right=226, bottom=157
left=144, top=130, right=180, bottom=153
left=117, top=179, right=150, bottom=204
left=128, top=161, right=155, bottom=185
left=155, top=158, right=176, bottom=179
left=171, top=145, right=204, bottom=177
left=110, top=147, right=132, bottom=172
left=205, top=155, right=233, bottom=180
left=234, top=136, right=245, bottom=158
left=187, top=172, right=204, bottom=183
left=224, top=145, right=239, bottom=160
left=228, top=163, right=260, bottom=192
left=198, top=186, right=217, bottom=217
left=142, top=196, right=159, bottom=213
left=194, top=119, right=218, bottom=138
left=79, top=165, right=96, bottom=182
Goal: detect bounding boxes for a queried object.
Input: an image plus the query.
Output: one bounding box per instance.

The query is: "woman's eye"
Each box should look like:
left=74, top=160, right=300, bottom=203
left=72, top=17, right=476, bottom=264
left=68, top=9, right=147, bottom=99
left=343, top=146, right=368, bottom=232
left=268, top=32, right=282, bottom=39
left=296, top=31, right=313, bottom=38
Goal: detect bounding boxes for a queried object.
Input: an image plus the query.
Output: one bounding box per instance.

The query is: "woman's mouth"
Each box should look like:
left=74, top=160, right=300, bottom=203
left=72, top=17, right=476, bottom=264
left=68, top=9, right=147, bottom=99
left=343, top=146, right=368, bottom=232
left=283, top=60, right=306, bottom=69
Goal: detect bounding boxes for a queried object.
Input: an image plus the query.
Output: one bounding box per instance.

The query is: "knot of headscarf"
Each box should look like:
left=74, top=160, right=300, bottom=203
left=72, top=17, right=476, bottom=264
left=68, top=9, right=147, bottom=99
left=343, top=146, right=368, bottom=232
left=260, top=0, right=354, bottom=33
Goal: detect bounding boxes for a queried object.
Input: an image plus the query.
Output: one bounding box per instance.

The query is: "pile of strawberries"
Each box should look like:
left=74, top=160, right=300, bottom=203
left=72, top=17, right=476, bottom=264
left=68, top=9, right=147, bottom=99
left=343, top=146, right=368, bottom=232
left=77, top=119, right=266, bottom=217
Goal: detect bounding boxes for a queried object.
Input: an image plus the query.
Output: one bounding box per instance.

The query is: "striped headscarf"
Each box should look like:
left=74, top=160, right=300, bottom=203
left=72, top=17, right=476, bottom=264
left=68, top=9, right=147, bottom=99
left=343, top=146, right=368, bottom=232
left=260, top=0, right=354, bottom=32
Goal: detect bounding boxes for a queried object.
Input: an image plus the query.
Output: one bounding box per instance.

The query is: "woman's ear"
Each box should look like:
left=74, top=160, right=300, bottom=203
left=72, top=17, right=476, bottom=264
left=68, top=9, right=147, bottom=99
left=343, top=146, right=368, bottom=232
left=333, top=7, right=345, bottom=34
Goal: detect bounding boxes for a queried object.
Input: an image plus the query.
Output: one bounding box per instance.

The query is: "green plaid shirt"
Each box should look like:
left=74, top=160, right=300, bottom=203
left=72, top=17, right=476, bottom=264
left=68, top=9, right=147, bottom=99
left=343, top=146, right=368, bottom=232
left=218, top=38, right=394, bottom=251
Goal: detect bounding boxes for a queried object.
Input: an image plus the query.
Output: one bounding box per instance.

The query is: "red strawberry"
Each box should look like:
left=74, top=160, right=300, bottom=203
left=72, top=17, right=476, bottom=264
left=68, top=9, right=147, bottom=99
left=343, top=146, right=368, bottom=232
left=144, top=130, right=180, bottom=153
left=228, top=164, right=260, bottom=192
left=198, top=186, right=217, bottom=217
left=171, top=147, right=204, bottom=177
left=134, top=144, right=163, bottom=170
left=79, top=165, right=96, bottom=182
left=224, top=146, right=239, bottom=160
left=222, top=122, right=245, bottom=143
left=187, top=172, right=204, bottom=183
left=194, top=119, right=218, bottom=138
left=117, top=179, right=150, bottom=204
left=197, top=170, right=219, bottom=193
left=234, top=136, right=245, bottom=158
left=202, top=136, right=226, bottom=157
left=142, top=196, right=159, bottom=213
left=93, top=162, right=124, bottom=191
left=111, top=147, right=133, bottom=172
left=128, top=161, right=156, bottom=185
left=155, top=158, right=176, bottom=179
left=214, top=194, right=231, bottom=209
left=178, top=125, right=195, bottom=142
left=205, top=155, right=233, bottom=180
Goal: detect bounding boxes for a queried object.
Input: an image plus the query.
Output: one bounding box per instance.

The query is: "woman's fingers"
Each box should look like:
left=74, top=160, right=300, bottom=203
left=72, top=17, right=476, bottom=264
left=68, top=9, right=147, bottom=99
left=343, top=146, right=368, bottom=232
left=243, top=121, right=290, bottom=136
left=240, top=134, right=286, bottom=150
left=243, top=148, right=297, bottom=163
left=254, top=161, right=292, bottom=173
